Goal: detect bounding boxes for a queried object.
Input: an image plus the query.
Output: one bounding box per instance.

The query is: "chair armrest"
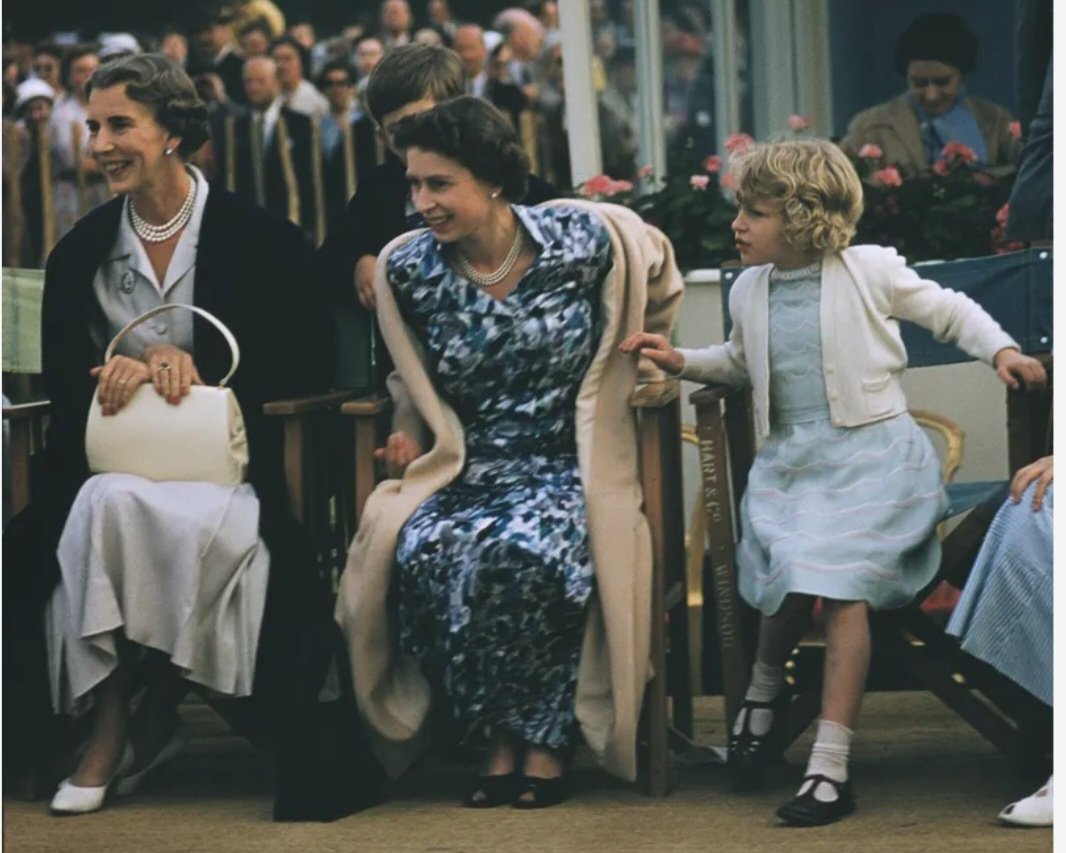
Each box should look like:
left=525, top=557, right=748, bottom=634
left=629, top=380, right=680, bottom=409
left=263, top=389, right=357, bottom=416
left=3, top=399, right=52, bottom=420
left=340, top=395, right=392, bottom=417
left=689, top=383, right=745, bottom=406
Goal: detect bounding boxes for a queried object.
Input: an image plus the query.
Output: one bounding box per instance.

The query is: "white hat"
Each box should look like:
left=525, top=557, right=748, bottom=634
left=15, top=78, right=56, bottom=113
left=99, top=32, right=143, bottom=59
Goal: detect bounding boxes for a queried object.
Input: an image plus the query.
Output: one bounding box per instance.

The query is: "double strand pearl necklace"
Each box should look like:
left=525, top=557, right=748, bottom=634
left=454, top=224, right=525, bottom=288
left=128, top=174, right=197, bottom=243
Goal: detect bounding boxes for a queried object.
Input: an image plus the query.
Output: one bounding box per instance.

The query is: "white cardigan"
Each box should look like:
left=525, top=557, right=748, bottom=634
left=678, top=245, right=1018, bottom=438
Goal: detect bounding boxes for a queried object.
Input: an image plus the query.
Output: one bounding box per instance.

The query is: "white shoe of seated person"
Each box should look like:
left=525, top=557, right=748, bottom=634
left=999, top=776, right=1053, bottom=827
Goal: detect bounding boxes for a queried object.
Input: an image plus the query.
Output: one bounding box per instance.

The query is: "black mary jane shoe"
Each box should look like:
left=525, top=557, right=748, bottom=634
left=464, top=773, right=519, bottom=808
left=512, top=775, right=568, bottom=809
left=775, top=774, right=856, bottom=827
left=727, top=696, right=787, bottom=792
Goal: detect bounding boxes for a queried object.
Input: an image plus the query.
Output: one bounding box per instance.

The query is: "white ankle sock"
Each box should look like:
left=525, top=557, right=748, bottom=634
left=733, top=661, right=785, bottom=737
left=799, top=719, right=852, bottom=802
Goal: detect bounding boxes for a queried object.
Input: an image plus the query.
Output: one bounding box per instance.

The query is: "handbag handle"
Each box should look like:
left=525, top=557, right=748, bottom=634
left=103, top=303, right=241, bottom=388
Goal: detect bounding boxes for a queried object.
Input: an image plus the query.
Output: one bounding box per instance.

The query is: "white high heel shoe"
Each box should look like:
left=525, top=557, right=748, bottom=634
left=49, top=743, right=134, bottom=816
left=999, top=775, right=1053, bottom=827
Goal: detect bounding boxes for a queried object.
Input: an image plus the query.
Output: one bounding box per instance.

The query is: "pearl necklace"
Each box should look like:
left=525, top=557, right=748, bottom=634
left=454, top=225, right=525, bottom=288
left=128, top=176, right=196, bottom=243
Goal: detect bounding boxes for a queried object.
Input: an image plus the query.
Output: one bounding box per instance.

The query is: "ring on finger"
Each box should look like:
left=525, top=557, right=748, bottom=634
left=156, top=362, right=172, bottom=374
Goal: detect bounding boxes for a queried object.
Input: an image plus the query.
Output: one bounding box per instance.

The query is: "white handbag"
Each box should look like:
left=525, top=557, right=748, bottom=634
left=84, top=303, right=249, bottom=486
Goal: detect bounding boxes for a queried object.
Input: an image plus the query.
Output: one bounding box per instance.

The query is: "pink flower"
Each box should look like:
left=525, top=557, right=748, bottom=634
left=607, top=179, right=634, bottom=195
left=1009, top=121, right=1022, bottom=140
left=580, top=174, right=615, bottom=197
left=703, top=154, right=722, bottom=173
left=720, top=171, right=737, bottom=190
left=689, top=174, right=711, bottom=190
left=857, top=143, right=883, bottom=160
left=996, top=202, right=1010, bottom=227
left=724, top=132, right=755, bottom=154
left=940, top=141, right=978, bottom=164
left=788, top=114, right=811, bottom=131
left=932, top=159, right=951, bottom=176
left=638, top=164, right=654, bottom=179
left=871, top=166, right=902, bottom=188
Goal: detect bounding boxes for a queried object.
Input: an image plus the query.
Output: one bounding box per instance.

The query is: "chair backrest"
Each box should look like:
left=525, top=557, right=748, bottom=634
left=910, top=408, right=964, bottom=483
left=719, top=248, right=1054, bottom=367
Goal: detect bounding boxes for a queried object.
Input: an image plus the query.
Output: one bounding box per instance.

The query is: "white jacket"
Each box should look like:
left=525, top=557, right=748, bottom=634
left=678, top=245, right=1018, bottom=437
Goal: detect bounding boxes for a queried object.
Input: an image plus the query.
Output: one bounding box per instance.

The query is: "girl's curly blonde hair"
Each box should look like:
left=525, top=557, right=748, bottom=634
left=733, top=139, right=863, bottom=252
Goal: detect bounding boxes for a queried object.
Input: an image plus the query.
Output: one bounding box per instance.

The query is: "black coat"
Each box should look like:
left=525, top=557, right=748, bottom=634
left=2, top=189, right=366, bottom=817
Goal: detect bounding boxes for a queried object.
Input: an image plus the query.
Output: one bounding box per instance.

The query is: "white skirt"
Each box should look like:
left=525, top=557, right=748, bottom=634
left=45, top=473, right=270, bottom=715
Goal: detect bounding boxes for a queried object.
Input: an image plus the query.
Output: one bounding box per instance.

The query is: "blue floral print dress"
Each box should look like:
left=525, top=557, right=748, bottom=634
left=386, top=205, right=613, bottom=750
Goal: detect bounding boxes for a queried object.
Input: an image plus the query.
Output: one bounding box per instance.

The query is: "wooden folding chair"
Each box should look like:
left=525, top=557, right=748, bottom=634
left=341, top=378, right=693, bottom=795
left=693, top=249, right=1054, bottom=760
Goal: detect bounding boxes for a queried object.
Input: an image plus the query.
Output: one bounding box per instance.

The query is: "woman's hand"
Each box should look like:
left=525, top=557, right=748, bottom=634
left=144, top=345, right=204, bottom=405
left=618, top=332, right=685, bottom=375
left=355, top=255, right=378, bottom=311
left=374, top=430, right=423, bottom=478
left=1010, top=455, right=1053, bottom=511
left=90, top=355, right=152, bottom=416
left=994, top=348, right=1047, bottom=391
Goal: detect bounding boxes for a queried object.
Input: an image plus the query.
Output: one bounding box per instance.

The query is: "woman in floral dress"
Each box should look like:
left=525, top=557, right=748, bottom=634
left=376, top=97, right=612, bottom=808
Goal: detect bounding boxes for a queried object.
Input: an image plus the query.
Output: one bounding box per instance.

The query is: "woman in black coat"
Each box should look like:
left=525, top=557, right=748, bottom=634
left=3, top=54, right=339, bottom=817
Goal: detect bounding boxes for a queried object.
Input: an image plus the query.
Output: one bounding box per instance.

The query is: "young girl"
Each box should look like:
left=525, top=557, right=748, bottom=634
left=620, top=139, right=1046, bottom=826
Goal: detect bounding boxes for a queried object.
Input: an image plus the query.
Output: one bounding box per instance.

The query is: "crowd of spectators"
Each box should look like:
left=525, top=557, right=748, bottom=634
left=3, top=0, right=725, bottom=264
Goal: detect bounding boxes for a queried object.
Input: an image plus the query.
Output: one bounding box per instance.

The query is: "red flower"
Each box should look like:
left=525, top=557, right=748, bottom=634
left=857, top=143, right=883, bottom=160
left=1009, top=121, right=1022, bottom=140
left=724, top=133, right=756, bottom=154
left=689, top=174, right=710, bottom=191
left=703, top=154, right=722, bottom=173
left=608, top=179, right=634, bottom=195
left=996, top=202, right=1010, bottom=227
left=940, top=141, right=978, bottom=164
left=580, top=174, right=615, bottom=197
left=931, top=159, right=951, bottom=176
left=788, top=114, right=811, bottom=131
left=871, top=167, right=903, bottom=188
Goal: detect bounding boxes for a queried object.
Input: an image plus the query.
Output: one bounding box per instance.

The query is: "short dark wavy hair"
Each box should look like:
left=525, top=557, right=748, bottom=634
left=392, top=96, right=529, bottom=201
left=894, top=13, right=978, bottom=76
left=87, top=53, right=209, bottom=157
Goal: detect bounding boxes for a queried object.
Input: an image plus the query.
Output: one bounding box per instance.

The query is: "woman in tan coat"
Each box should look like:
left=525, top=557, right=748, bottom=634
left=841, top=13, right=1020, bottom=176
left=334, top=97, right=682, bottom=808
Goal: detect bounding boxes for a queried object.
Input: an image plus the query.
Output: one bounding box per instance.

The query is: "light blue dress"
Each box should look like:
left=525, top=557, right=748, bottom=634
left=736, top=262, right=948, bottom=615
left=947, top=481, right=1053, bottom=706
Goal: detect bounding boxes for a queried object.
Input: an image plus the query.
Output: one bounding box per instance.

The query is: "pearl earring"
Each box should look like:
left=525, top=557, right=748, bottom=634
left=165, top=147, right=175, bottom=156
left=490, top=190, right=500, bottom=199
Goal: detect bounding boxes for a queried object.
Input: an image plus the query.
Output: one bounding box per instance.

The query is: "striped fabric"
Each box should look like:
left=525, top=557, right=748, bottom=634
left=947, top=482, right=1053, bottom=706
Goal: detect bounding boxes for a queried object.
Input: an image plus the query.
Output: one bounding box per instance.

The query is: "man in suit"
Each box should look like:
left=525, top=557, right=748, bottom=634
left=215, top=55, right=329, bottom=242
left=188, top=7, right=248, bottom=106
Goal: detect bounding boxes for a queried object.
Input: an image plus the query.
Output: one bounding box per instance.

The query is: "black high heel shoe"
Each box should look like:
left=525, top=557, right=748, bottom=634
left=513, top=774, right=568, bottom=809
left=464, top=772, right=519, bottom=808
left=727, top=695, right=788, bottom=792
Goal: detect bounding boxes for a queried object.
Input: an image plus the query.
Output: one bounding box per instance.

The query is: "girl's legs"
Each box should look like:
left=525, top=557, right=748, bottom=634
left=736, top=593, right=815, bottom=737
left=779, top=598, right=869, bottom=824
